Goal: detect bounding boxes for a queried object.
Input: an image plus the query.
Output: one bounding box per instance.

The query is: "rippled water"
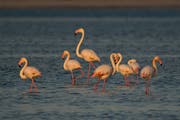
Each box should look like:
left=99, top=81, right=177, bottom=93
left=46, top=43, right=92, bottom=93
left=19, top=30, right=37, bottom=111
left=0, top=9, right=180, bottom=120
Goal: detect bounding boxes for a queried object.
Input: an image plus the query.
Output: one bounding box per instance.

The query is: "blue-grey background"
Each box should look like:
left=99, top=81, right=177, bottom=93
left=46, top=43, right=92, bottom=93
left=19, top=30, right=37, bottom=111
left=0, top=8, right=180, bottom=120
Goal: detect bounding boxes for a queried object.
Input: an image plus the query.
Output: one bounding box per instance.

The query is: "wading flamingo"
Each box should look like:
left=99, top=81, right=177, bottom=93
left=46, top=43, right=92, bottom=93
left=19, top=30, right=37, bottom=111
left=140, top=56, right=163, bottom=95
left=128, top=59, right=140, bottom=83
left=62, top=50, right=84, bottom=86
left=74, top=28, right=100, bottom=83
left=18, top=57, right=41, bottom=93
left=91, top=53, right=116, bottom=92
left=115, top=53, right=134, bottom=86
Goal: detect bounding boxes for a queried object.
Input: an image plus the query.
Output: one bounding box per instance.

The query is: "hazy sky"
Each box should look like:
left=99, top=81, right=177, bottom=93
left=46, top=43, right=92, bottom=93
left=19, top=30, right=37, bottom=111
left=0, top=0, right=180, bottom=8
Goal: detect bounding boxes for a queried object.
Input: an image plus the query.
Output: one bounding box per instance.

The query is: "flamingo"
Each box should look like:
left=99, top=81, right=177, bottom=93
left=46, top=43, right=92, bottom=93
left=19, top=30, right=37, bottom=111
left=62, top=50, right=84, bottom=85
left=74, top=28, right=100, bottom=83
left=128, top=59, right=140, bottom=83
left=115, top=53, right=134, bottom=86
left=140, top=56, right=163, bottom=95
left=18, top=57, right=41, bottom=93
left=91, top=53, right=116, bottom=92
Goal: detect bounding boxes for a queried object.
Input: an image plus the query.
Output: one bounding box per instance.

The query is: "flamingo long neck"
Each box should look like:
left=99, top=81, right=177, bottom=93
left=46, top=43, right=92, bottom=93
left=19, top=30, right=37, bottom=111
left=20, top=59, right=28, bottom=79
left=76, top=30, right=84, bottom=58
left=116, top=54, right=123, bottom=72
left=110, top=53, right=116, bottom=75
left=63, top=52, right=70, bottom=70
left=152, top=59, right=158, bottom=75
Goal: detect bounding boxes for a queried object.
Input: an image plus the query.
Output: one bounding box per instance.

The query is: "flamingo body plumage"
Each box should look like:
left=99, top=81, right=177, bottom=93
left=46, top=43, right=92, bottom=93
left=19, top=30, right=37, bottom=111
left=80, top=49, right=100, bottom=62
left=128, top=59, right=140, bottom=75
left=117, top=64, right=134, bottom=77
left=63, top=59, right=82, bottom=72
left=92, top=65, right=112, bottom=80
left=140, top=66, right=154, bottom=80
left=18, top=57, right=41, bottom=92
left=23, top=67, right=41, bottom=79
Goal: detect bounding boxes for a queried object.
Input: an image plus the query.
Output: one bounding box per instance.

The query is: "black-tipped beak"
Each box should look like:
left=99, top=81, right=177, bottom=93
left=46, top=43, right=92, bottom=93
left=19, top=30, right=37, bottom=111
left=160, top=63, right=166, bottom=70
left=18, top=64, right=22, bottom=68
left=61, top=55, right=65, bottom=60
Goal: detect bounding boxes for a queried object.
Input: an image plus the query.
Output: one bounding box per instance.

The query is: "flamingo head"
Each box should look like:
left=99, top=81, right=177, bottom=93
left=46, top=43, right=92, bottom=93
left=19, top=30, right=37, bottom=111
left=61, top=50, right=69, bottom=60
left=74, top=28, right=84, bottom=36
left=154, top=56, right=163, bottom=66
left=113, top=54, right=120, bottom=64
left=18, top=57, right=27, bottom=68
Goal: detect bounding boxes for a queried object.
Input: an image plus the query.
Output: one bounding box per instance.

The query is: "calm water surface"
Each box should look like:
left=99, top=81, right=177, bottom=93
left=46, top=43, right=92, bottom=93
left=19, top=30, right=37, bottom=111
left=0, top=9, right=180, bottom=120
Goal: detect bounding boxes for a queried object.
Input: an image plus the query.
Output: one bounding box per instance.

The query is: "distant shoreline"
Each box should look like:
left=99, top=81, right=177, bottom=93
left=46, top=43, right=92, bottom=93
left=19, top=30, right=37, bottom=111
left=0, top=0, right=180, bottom=9
left=1, top=6, right=180, bottom=10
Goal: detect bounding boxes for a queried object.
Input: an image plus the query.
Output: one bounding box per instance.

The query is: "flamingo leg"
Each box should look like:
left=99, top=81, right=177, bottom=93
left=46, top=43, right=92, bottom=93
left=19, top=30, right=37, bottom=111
left=87, top=62, right=96, bottom=84
left=76, top=69, right=84, bottom=79
left=29, top=83, right=33, bottom=93
left=71, top=71, right=76, bottom=86
left=102, top=79, right=107, bottom=92
left=32, top=79, right=38, bottom=93
left=79, top=69, right=84, bottom=78
left=145, top=79, right=151, bottom=96
left=87, top=63, right=91, bottom=83
left=90, top=62, right=96, bottom=69
left=124, top=76, right=130, bottom=86
left=135, top=74, right=139, bottom=85
left=94, top=79, right=100, bottom=91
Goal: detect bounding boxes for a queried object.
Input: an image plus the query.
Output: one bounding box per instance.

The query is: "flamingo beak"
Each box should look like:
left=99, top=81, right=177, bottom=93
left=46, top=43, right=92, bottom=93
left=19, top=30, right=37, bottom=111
left=61, top=54, right=65, bottom=60
left=160, top=60, right=163, bottom=66
left=18, top=63, right=22, bottom=68
left=18, top=60, right=22, bottom=68
left=74, top=32, right=78, bottom=36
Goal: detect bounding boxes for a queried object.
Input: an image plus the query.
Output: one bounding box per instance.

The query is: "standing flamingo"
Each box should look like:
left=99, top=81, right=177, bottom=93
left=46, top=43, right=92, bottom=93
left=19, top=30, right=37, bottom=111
left=74, top=28, right=100, bottom=83
left=18, top=57, right=41, bottom=93
left=62, top=50, right=84, bottom=86
left=115, top=53, right=134, bottom=86
left=128, top=59, right=140, bottom=83
left=140, top=56, right=163, bottom=95
left=91, top=53, right=116, bottom=92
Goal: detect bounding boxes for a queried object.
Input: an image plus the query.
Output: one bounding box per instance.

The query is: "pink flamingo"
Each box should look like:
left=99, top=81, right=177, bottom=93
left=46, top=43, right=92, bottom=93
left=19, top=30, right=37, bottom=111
left=74, top=28, right=100, bottom=83
left=115, top=53, right=134, bottom=86
left=62, top=50, right=84, bottom=86
left=18, top=57, right=41, bottom=93
left=140, top=56, right=163, bottom=95
left=128, top=59, right=140, bottom=83
left=91, top=53, right=116, bottom=92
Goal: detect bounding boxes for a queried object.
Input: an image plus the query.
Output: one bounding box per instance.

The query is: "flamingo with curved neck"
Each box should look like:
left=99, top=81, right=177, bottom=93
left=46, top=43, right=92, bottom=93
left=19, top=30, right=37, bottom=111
left=91, top=53, right=116, bottom=92
left=62, top=50, right=84, bottom=85
left=74, top=28, right=100, bottom=83
left=115, top=53, right=134, bottom=86
left=140, top=56, right=163, bottom=95
left=128, top=59, right=140, bottom=83
left=18, top=57, right=41, bottom=93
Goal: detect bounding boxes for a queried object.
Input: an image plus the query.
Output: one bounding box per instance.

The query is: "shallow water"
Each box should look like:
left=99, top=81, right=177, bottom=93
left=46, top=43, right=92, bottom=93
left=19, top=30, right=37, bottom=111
left=0, top=9, right=180, bottom=120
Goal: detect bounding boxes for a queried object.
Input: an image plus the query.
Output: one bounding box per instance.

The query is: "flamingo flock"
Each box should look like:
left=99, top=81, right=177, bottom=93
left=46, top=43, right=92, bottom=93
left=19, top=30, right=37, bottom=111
left=18, top=27, right=163, bottom=95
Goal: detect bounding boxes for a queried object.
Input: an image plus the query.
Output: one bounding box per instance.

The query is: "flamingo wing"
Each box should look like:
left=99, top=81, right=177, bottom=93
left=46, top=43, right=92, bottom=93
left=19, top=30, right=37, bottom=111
left=118, top=64, right=133, bottom=75
left=24, top=66, right=41, bottom=79
left=81, top=49, right=100, bottom=62
left=140, top=66, right=154, bottom=79
left=131, top=63, right=140, bottom=74
left=92, top=65, right=112, bottom=80
left=66, top=59, right=82, bottom=71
